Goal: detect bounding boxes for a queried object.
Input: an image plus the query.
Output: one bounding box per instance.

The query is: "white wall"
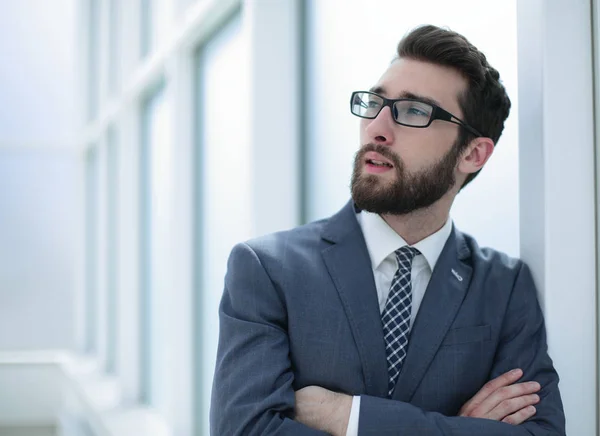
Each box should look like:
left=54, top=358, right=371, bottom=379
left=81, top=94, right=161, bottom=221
left=0, top=0, right=76, bottom=145
left=0, top=0, right=79, bottom=350
left=0, top=150, right=80, bottom=350
left=517, top=0, right=597, bottom=434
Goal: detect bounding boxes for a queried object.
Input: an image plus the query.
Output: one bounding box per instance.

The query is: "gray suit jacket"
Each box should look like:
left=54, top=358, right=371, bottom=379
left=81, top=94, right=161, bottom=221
left=210, top=201, right=565, bottom=435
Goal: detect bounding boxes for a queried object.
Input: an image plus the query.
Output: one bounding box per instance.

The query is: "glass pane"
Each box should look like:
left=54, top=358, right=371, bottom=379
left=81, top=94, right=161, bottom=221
left=108, top=0, right=119, bottom=93
left=194, top=13, right=249, bottom=435
left=141, top=0, right=151, bottom=57
left=106, top=127, right=118, bottom=373
left=85, top=147, right=99, bottom=353
left=177, top=0, right=199, bottom=16
left=88, top=0, right=100, bottom=120
left=304, top=0, right=520, bottom=256
left=140, top=84, right=172, bottom=407
left=141, top=0, right=171, bottom=58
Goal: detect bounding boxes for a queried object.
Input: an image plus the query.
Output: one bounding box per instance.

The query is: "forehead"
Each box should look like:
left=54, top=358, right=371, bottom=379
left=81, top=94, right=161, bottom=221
left=373, top=58, right=468, bottom=115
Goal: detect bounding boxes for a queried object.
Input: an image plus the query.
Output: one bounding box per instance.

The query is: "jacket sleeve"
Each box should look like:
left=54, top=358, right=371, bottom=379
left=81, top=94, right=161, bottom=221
left=357, top=262, right=566, bottom=435
left=210, top=242, right=328, bottom=436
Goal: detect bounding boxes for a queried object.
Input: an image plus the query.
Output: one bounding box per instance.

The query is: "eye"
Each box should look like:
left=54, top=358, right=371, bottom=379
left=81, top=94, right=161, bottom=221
left=406, top=106, right=429, bottom=117
left=393, top=100, right=433, bottom=125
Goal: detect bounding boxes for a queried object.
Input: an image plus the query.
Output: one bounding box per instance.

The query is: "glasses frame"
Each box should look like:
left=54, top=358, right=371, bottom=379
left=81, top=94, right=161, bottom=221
left=350, top=91, right=483, bottom=138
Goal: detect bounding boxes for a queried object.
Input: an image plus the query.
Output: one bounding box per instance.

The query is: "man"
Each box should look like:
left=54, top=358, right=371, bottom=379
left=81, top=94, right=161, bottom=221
left=210, top=25, right=565, bottom=435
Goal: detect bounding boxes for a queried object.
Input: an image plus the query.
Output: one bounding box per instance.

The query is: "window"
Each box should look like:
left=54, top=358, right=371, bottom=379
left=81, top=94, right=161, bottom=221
left=177, top=0, right=200, bottom=16
left=140, top=83, right=172, bottom=408
left=193, top=12, right=249, bottom=434
left=88, top=0, right=100, bottom=120
left=85, top=146, right=99, bottom=353
left=141, top=0, right=172, bottom=58
left=108, top=0, right=119, bottom=94
left=106, top=127, right=118, bottom=373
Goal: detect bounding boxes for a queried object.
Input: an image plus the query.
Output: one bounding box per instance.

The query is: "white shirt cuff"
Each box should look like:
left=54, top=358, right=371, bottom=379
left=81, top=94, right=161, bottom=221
left=345, top=395, right=361, bottom=436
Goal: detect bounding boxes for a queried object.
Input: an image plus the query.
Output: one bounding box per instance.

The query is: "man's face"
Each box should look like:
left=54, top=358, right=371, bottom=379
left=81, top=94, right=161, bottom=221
left=351, top=58, right=469, bottom=215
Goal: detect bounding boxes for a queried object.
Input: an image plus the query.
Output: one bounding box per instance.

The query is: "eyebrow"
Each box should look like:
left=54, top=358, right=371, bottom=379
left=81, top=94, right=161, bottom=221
left=368, top=85, right=442, bottom=108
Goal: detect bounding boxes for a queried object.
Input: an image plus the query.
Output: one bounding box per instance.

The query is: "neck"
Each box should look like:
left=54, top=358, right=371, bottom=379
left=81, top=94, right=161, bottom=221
left=380, top=195, right=454, bottom=245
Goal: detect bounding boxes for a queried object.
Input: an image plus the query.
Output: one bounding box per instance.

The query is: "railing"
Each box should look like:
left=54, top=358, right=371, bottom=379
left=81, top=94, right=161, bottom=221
left=0, top=351, right=171, bottom=436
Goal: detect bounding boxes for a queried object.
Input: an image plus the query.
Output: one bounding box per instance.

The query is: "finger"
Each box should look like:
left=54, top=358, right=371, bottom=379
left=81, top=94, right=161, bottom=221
left=487, top=394, right=540, bottom=421
left=461, top=369, right=523, bottom=414
left=477, top=381, right=540, bottom=417
left=501, top=405, right=537, bottom=425
left=483, top=380, right=540, bottom=410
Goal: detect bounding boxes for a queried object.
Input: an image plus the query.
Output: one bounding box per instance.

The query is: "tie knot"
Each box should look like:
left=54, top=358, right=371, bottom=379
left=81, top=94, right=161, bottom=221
left=394, top=246, right=420, bottom=265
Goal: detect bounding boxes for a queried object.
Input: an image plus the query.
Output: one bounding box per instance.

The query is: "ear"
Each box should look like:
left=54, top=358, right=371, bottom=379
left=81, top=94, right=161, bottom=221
left=457, top=137, right=495, bottom=175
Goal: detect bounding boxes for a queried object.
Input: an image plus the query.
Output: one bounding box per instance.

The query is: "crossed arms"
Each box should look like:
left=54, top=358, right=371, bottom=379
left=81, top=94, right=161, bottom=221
left=210, top=242, right=566, bottom=435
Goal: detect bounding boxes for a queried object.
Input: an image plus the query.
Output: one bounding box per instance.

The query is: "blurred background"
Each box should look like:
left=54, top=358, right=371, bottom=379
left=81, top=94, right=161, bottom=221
left=0, top=0, right=597, bottom=435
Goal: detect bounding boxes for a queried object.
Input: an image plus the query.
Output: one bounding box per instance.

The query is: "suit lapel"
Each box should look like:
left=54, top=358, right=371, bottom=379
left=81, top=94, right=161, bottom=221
left=320, top=202, right=389, bottom=398
left=392, top=226, right=473, bottom=403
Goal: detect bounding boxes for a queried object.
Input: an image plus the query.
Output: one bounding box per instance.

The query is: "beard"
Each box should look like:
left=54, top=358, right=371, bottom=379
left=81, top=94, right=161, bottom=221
left=351, top=141, right=462, bottom=215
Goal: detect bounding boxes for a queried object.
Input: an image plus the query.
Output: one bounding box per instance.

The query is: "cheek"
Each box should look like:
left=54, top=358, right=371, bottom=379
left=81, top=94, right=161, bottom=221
left=394, top=134, right=446, bottom=169
left=359, top=120, right=370, bottom=144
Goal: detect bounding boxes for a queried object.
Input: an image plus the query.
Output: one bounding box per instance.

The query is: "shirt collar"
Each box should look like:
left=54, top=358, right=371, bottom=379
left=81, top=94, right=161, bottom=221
left=357, top=210, right=453, bottom=271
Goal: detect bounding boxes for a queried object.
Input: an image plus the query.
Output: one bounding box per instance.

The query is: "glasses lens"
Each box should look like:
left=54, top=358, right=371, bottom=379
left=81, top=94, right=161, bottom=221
left=351, top=92, right=383, bottom=118
left=393, top=100, right=433, bottom=126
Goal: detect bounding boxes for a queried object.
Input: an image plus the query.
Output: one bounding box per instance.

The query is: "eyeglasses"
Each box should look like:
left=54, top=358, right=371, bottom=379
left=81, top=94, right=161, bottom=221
left=350, top=91, right=483, bottom=137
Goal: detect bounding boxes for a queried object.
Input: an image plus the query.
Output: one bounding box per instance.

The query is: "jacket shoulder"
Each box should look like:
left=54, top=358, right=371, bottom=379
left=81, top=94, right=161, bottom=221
left=460, top=230, right=524, bottom=276
left=233, top=217, right=329, bottom=265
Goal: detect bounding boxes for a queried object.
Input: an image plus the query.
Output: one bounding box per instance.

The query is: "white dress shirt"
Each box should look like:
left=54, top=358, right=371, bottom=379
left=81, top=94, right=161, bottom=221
left=345, top=210, right=453, bottom=436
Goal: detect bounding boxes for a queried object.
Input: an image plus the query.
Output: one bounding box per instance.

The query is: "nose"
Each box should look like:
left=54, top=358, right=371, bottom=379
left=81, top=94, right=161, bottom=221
left=364, top=105, right=395, bottom=146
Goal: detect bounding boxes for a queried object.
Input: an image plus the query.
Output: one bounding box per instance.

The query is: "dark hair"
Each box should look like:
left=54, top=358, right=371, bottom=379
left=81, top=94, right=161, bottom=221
left=396, top=25, right=511, bottom=189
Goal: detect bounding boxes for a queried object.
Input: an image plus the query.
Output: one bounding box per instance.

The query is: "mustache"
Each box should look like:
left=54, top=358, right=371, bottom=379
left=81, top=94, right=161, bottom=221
left=357, top=143, right=402, bottom=167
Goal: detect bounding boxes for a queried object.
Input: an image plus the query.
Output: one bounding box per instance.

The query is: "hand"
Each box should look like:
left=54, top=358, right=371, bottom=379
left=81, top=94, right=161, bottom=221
left=459, top=368, right=541, bottom=425
left=295, top=386, right=353, bottom=436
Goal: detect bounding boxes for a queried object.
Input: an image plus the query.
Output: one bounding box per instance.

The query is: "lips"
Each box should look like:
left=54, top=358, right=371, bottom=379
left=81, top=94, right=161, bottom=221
left=364, top=151, right=394, bottom=168
left=367, top=159, right=393, bottom=168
